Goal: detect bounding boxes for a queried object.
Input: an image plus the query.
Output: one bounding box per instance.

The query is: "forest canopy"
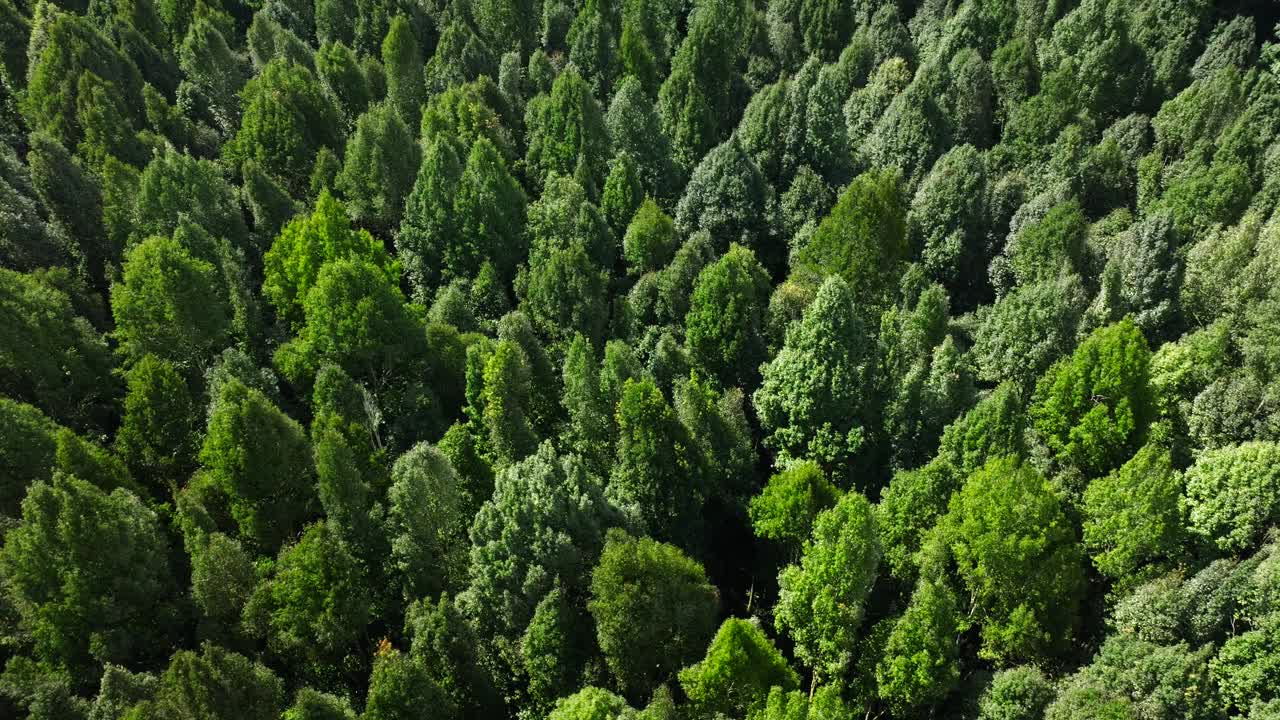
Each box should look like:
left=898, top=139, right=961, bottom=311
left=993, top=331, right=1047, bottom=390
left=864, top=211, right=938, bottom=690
left=2, top=0, right=1280, bottom=719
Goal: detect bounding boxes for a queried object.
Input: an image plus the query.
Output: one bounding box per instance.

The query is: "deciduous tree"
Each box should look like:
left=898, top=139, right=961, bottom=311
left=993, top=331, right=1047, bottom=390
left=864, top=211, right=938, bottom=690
left=753, top=276, right=872, bottom=485
left=685, top=244, right=771, bottom=389
left=589, top=529, right=719, bottom=702
left=774, top=490, right=879, bottom=683
left=935, top=456, right=1085, bottom=664
left=199, top=377, right=316, bottom=551
left=336, top=102, right=420, bottom=233
left=679, top=618, right=799, bottom=717
left=0, top=475, right=179, bottom=677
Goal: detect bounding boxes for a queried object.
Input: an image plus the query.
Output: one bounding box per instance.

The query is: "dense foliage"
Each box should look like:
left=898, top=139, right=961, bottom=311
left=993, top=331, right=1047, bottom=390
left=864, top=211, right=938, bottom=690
left=2, top=1, right=1280, bottom=719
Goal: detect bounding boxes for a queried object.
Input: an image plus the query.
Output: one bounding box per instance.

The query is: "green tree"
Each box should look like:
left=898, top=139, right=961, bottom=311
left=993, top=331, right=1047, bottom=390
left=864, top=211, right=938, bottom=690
left=437, top=420, right=496, bottom=517
left=111, top=234, right=232, bottom=372
left=774, top=489, right=879, bottom=684
left=243, top=521, right=370, bottom=675
left=460, top=443, right=615, bottom=664
left=405, top=593, right=504, bottom=719
left=23, top=9, right=143, bottom=150
left=362, top=648, right=455, bottom=720
left=246, top=12, right=313, bottom=71
left=606, top=76, right=679, bottom=199
left=132, top=149, right=250, bottom=254
left=0, top=268, right=115, bottom=431
left=129, top=643, right=284, bottom=719
left=1211, top=612, right=1280, bottom=715
left=0, top=398, right=60, bottom=518
left=284, top=689, right=357, bottom=720
left=310, top=146, right=342, bottom=198
left=1100, top=212, right=1182, bottom=341
left=672, top=375, right=756, bottom=503
left=381, top=15, right=423, bottom=127
left=749, top=461, right=840, bottom=555
left=589, top=529, right=719, bottom=702
left=678, top=618, right=800, bottom=717
left=199, top=377, right=316, bottom=551
left=906, top=144, right=990, bottom=307
left=944, top=48, right=995, bottom=150
left=262, top=191, right=398, bottom=330
left=51, top=427, right=135, bottom=497
left=1046, top=634, right=1217, bottom=720
left=875, top=576, right=962, bottom=712
left=1184, top=441, right=1280, bottom=553
left=0, top=0, right=28, bottom=91
left=546, top=687, right=631, bottom=720
left=753, top=275, right=871, bottom=484
left=935, top=456, right=1085, bottom=664
left=1001, top=200, right=1088, bottom=289
left=274, top=258, right=433, bottom=444
left=735, top=58, right=823, bottom=190
left=423, top=16, right=498, bottom=96
left=1029, top=318, right=1152, bottom=482
left=521, top=584, right=593, bottom=714
left=178, top=17, right=245, bottom=135
left=600, top=152, right=643, bottom=236
left=744, top=686, right=817, bottom=720
left=396, top=136, right=462, bottom=299
left=798, top=0, right=852, bottom=60
left=429, top=282, right=479, bottom=333
left=1081, top=443, right=1185, bottom=581
left=607, top=377, right=705, bottom=550
left=472, top=0, right=535, bottom=54
left=978, top=666, right=1056, bottom=720
left=224, top=59, right=342, bottom=194
left=880, top=285, right=976, bottom=470
left=691, top=242, right=768, bottom=389
left=454, top=137, right=528, bottom=282
left=845, top=57, right=912, bottom=157
left=792, top=168, right=907, bottom=313
left=567, top=0, right=620, bottom=97
left=561, top=333, right=612, bottom=474
left=386, top=442, right=466, bottom=600
left=313, top=423, right=382, bottom=580
left=26, top=132, right=110, bottom=290
left=242, top=160, right=300, bottom=243
left=863, top=76, right=948, bottom=190
left=315, top=40, right=372, bottom=126
left=0, top=474, right=178, bottom=677
left=623, top=198, right=677, bottom=275
left=525, top=172, right=615, bottom=272
left=674, top=135, right=780, bottom=268
left=519, top=242, right=610, bottom=347
left=524, top=67, right=611, bottom=195
left=972, top=273, right=1089, bottom=387
left=875, top=459, right=961, bottom=584
left=115, top=354, right=197, bottom=486
left=420, top=76, right=516, bottom=162
left=0, top=149, right=67, bottom=274
left=480, top=340, right=539, bottom=467
left=336, top=102, right=420, bottom=233
left=937, top=381, right=1026, bottom=477
left=657, top=0, right=748, bottom=169
left=189, top=531, right=257, bottom=635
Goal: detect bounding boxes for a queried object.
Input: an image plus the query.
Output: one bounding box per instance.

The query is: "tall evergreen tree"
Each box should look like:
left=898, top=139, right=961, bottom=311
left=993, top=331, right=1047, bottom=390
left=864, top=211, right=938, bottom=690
left=1, top=474, right=180, bottom=679
left=381, top=15, right=423, bottom=125
left=608, top=377, right=705, bottom=550
left=753, top=276, right=873, bottom=486
left=685, top=244, right=772, bottom=390
left=336, top=101, right=420, bottom=233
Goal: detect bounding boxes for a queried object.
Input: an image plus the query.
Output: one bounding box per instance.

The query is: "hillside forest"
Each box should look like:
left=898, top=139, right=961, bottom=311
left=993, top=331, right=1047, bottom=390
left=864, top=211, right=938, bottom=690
left=2, top=0, right=1280, bottom=718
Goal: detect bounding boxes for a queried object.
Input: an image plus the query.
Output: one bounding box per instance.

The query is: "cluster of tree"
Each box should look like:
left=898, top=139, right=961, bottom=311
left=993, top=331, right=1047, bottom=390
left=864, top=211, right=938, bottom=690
left=2, top=0, right=1280, bottom=719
